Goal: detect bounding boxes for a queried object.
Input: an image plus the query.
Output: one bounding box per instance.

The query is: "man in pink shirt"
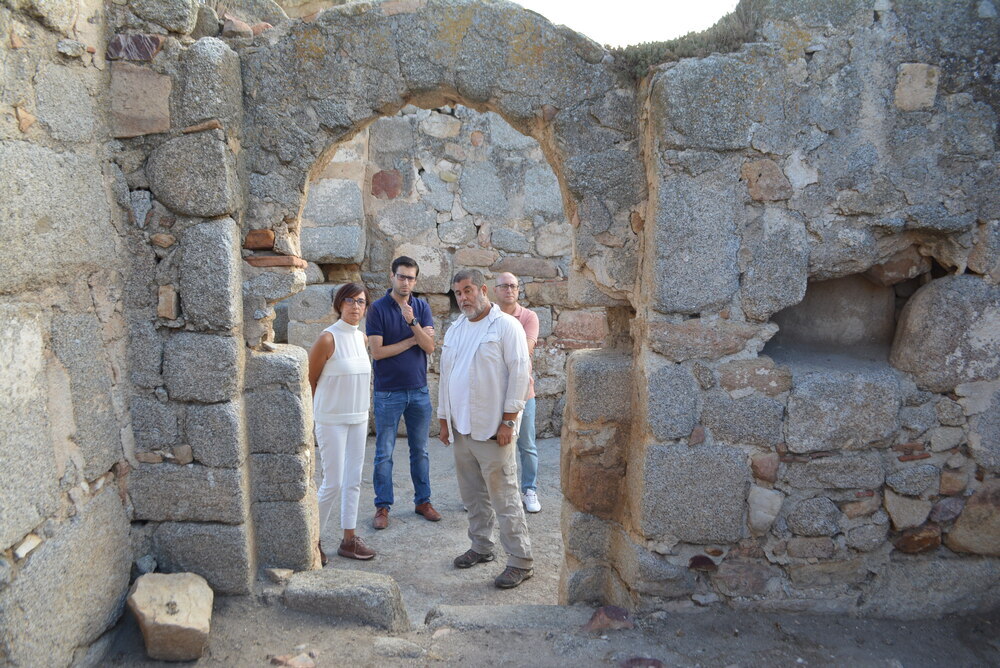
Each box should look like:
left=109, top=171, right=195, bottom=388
left=493, top=272, right=542, bottom=513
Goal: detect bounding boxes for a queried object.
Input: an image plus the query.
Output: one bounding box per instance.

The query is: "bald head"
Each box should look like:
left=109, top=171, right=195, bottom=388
left=493, top=272, right=520, bottom=309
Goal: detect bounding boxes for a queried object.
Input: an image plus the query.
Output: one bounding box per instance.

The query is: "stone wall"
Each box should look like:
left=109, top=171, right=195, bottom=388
left=558, top=0, right=999, bottom=618
left=281, top=104, right=609, bottom=436
left=0, top=0, right=134, bottom=663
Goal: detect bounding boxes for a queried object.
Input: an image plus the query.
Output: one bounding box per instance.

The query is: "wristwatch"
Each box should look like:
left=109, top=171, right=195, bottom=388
left=408, top=317, right=418, bottom=327
left=501, top=419, right=516, bottom=429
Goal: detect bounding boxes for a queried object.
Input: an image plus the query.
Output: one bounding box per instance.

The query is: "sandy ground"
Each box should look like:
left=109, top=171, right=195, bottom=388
left=106, top=436, right=1000, bottom=666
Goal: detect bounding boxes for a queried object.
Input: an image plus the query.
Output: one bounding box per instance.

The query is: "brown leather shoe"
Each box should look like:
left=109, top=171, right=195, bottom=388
left=415, top=502, right=442, bottom=521
left=373, top=507, right=389, bottom=530
left=337, top=535, right=376, bottom=561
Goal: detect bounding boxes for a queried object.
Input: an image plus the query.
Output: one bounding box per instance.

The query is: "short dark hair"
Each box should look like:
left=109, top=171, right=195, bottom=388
left=391, top=256, right=419, bottom=277
left=451, top=268, right=487, bottom=288
left=332, top=282, right=370, bottom=316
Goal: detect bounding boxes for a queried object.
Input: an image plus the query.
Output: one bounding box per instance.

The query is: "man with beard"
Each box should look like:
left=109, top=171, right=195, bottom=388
left=437, top=268, right=534, bottom=589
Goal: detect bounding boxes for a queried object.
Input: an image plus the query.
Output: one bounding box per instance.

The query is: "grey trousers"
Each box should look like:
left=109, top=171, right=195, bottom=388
left=452, top=431, right=533, bottom=569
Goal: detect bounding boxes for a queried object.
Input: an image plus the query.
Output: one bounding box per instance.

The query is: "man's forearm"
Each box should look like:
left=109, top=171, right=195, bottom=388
left=371, top=338, right=415, bottom=360
left=410, top=324, right=435, bottom=353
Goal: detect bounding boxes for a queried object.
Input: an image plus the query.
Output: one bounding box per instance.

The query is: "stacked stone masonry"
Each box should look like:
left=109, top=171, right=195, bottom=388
left=0, top=0, right=998, bottom=663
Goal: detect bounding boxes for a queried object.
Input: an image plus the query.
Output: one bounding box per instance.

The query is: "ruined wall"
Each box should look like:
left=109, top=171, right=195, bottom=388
left=0, top=0, right=134, bottom=663
left=560, top=0, right=1000, bottom=618
left=281, top=104, right=611, bottom=437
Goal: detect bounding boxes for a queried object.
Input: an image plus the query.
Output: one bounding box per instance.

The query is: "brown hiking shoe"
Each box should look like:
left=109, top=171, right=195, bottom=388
left=415, top=502, right=442, bottom=521
left=453, top=549, right=495, bottom=569
left=373, top=507, right=389, bottom=530
left=494, top=566, right=533, bottom=589
left=337, top=535, right=376, bottom=561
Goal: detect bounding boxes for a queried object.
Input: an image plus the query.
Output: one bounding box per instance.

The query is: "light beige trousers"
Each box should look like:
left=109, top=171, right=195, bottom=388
left=452, top=431, right=533, bottom=569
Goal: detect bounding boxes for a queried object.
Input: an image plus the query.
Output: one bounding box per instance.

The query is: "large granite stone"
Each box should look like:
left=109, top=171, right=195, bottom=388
left=0, top=305, right=59, bottom=548
left=51, top=313, right=121, bottom=479
left=861, top=557, right=1000, bottom=619
left=781, top=453, right=885, bottom=490
left=610, top=530, right=695, bottom=597
left=785, top=368, right=899, bottom=453
left=651, top=176, right=740, bottom=314
left=180, top=218, right=241, bottom=331
left=35, top=64, right=95, bottom=142
left=153, top=522, right=252, bottom=594
left=702, top=392, right=784, bottom=447
left=163, top=333, right=241, bottom=403
left=523, top=164, right=564, bottom=218
left=739, top=208, right=809, bottom=321
left=186, top=401, right=246, bottom=468
left=969, top=389, right=1000, bottom=472
left=648, top=318, right=765, bottom=362
left=129, top=464, right=247, bottom=524
left=130, top=396, right=179, bottom=451
left=253, top=500, right=316, bottom=570
left=566, top=351, right=632, bottom=424
left=251, top=453, right=310, bottom=501
left=131, top=0, right=198, bottom=33
left=147, top=131, right=238, bottom=217
left=300, top=226, right=366, bottom=264
left=246, top=388, right=312, bottom=454
left=302, top=179, right=364, bottom=227
left=632, top=443, right=749, bottom=544
left=284, top=569, right=409, bottom=631
left=885, top=465, right=940, bottom=497
left=459, top=160, right=508, bottom=218
left=645, top=360, right=700, bottom=440
left=891, top=275, right=1000, bottom=392
left=0, top=489, right=130, bottom=667
left=179, top=37, right=242, bottom=128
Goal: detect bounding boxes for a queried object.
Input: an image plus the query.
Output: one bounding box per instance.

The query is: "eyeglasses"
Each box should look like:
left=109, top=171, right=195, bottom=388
left=496, top=284, right=519, bottom=291
left=343, top=297, right=367, bottom=306
left=394, top=273, right=417, bottom=282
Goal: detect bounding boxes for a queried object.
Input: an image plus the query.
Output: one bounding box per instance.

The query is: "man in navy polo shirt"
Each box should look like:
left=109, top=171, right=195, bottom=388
left=366, top=256, right=440, bottom=529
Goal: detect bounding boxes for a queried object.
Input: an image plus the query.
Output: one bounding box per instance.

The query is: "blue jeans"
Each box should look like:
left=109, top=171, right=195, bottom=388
left=516, top=397, right=538, bottom=493
left=373, top=387, right=433, bottom=508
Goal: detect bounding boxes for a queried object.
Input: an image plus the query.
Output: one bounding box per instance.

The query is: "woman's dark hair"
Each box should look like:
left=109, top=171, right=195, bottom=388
left=332, top=282, right=370, bottom=316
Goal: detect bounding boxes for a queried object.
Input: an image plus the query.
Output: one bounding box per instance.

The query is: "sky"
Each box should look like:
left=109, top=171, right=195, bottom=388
left=513, top=0, right=741, bottom=47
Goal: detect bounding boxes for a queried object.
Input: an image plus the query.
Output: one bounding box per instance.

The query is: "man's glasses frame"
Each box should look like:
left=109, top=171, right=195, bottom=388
left=496, top=283, right=519, bottom=291
left=394, top=273, right=418, bottom=283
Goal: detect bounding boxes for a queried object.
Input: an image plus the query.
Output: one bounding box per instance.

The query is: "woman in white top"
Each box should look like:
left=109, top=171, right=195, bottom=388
left=308, top=283, right=375, bottom=562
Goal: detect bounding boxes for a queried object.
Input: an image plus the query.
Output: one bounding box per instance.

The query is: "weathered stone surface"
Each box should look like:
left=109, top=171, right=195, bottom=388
left=131, top=397, right=178, bottom=451
left=782, top=453, right=885, bottom=490
left=180, top=218, right=241, bottom=331
left=632, top=443, right=749, bottom=544
left=127, top=573, right=213, bottom=662
left=842, top=493, right=882, bottom=519
left=130, top=464, right=246, bottom=523
left=738, top=208, right=809, bottom=321
left=437, top=218, right=476, bottom=245
left=610, top=531, right=695, bottom=597
left=157, top=285, right=179, bottom=319
left=645, top=361, right=700, bottom=441
left=703, top=392, right=784, bottom=448
left=713, top=560, right=781, bottom=598
left=945, top=481, right=1000, bottom=556
left=562, top=503, right=612, bottom=562
left=35, top=65, right=94, bottom=142
left=861, top=558, right=1000, bottom=619
left=930, top=496, right=965, bottom=523
left=930, top=426, right=964, bottom=452
left=786, top=497, right=841, bottom=537
left=147, top=131, right=237, bottom=217
left=751, top=453, right=780, bottom=483
left=454, top=247, right=499, bottom=267
left=895, top=525, right=942, bottom=554
left=107, top=33, right=165, bottom=61
left=886, top=465, right=939, bottom=497
left=718, top=357, right=792, bottom=397
left=894, top=63, right=940, bottom=111
left=525, top=280, right=568, bottom=306
left=284, top=569, right=409, bottom=631
left=787, top=536, right=835, bottom=559
left=163, top=333, right=241, bottom=403
left=491, top=228, right=531, bottom=253
left=846, top=515, right=889, bottom=552
left=748, top=485, right=783, bottom=535
left=253, top=500, right=316, bottom=570
left=186, top=401, right=245, bottom=468
left=651, top=176, right=740, bottom=314
left=524, top=164, right=563, bottom=218
left=0, top=141, right=116, bottom=294
left=51, top=313, right=121, bottom=479
left=300, top=226, right=365, bottom=264
left=251, top=453, right=309, bottom=501
left=110, top=62, right=172, bottom=136
left=566, top=350, right=631, bottom=424
left=246, top=345, right=309, bottom=389
left=553, top=310, right=608, bottom=348
left=303, top=179, right=363, bottom=227
left=969, top=220, right=1000, bottom=283
left=392, top=243, right=451, bottom=294
left=940, top=470, right=968, bottom=496
left=968, top=390, right=1000, bottom=472
left=890, top=275, right=1000, bottom=392
left=491, top=255, right=558, bottom=278
left=459, top=161, right=508, bottom=218
left=740, top=159, right=792, bottom=201
left=864, top=246, right=932, bottom=287
left=154, top=522, right=252, bottom=594
left=180, top=37, right=242, bottom=128
left=132, top=0, right=198, bottom=33
left=536, top=222, right=573, bottom=257
left=1, top=489, right=130, bottom=664
left=788, top=559, right=865, bottom=588
left=285, top=284, right=335, bottom=323
left=648, top=318, right=762, bottom=362
left=785, top=368, right=899, bottom=453
left=246, top=389, right=312, bottom=454
left=884, top=490, right=932, bottom=531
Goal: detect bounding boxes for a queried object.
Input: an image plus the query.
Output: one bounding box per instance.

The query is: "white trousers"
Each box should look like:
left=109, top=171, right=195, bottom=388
left=315, top=421, right=367, bottom=532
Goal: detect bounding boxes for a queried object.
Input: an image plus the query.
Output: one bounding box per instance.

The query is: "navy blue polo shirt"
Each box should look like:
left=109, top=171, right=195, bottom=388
left=366, top=290, right=434, bottom=391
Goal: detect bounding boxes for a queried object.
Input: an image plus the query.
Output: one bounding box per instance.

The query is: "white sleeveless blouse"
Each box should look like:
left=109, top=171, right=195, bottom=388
left=313, top=319, right=371, bottom=425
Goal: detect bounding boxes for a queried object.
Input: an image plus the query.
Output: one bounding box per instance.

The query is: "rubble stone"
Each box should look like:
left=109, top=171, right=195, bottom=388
left=884, top=490, right=932, bottom=530
left=717, top=357, right=792, bottom=397
left=648, top=318, right=762, bottom=362
left=885, top=465, right=939, bottom=497
left=147, top=131, right=238, bottom=217
left=945, top=480, right=1000, bottom=556
left=786, top=497, right=841, bottom=537
left=748, top=485, right=783, bottom=535
left=283, top=569, right=409, bottom=631
left=127, top=573, right=213, bottom=662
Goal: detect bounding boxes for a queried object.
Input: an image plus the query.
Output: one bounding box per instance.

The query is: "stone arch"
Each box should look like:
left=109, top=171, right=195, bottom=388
left=238, top=0, right=644, bottom=598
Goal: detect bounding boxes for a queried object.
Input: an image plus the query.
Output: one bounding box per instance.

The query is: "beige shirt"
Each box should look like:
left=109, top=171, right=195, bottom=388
left=438, top=304, right=530, bottom=442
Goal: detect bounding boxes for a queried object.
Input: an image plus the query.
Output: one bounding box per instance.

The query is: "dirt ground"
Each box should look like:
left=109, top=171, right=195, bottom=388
left=106, top=436, right=1000, bottom=667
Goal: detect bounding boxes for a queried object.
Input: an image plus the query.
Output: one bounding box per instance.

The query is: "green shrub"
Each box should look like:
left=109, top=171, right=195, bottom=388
left=610, top=0, right=763, bottom=81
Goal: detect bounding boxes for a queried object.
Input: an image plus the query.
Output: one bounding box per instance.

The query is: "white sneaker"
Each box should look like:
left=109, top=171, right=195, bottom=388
left=522, top=490, right=541, bottom=513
